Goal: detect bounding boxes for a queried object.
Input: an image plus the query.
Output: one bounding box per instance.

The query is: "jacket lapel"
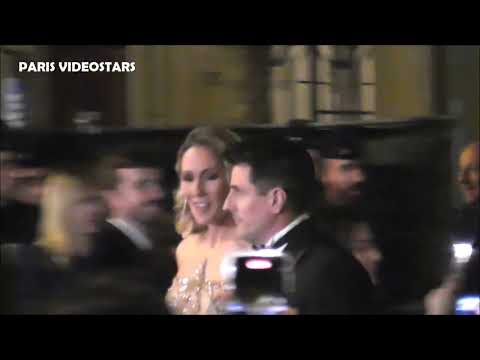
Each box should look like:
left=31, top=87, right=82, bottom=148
left=282, top=219, right=317, bottom=265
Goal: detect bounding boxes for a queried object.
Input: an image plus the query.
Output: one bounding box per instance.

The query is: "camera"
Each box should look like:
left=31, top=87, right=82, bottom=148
left=218, top=249, right=295, bottom=315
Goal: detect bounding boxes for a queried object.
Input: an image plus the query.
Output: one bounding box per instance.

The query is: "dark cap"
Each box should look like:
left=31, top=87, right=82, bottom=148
left=304, top=129, right=363, bottom=160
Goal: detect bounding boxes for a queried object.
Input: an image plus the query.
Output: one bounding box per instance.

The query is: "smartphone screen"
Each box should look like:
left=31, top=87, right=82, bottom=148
left=454, top=295, right=480, bottom=315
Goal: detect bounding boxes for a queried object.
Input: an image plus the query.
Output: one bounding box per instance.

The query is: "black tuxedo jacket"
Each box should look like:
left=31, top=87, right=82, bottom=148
left=277, top=219, right=375, bottom=314
left=91, top=221, right=177, bottom=289
left=92, top=221, right=144, bottom=269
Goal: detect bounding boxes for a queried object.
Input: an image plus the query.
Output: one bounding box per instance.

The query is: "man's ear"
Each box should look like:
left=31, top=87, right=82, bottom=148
left=269, top=187, right=287, bottom=215
left=320, top=161, right=329, bottom=185
left=102, top=190, right=118, bottom=209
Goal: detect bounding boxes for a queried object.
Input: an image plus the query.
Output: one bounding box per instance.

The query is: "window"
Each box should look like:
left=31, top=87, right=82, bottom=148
left=269, top=45, right=376, bottom=124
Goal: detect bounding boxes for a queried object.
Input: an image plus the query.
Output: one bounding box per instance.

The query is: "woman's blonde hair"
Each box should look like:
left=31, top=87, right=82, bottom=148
left=35, top=173, right=89, bottom=258
left=174, top=127, right=241, bottom=237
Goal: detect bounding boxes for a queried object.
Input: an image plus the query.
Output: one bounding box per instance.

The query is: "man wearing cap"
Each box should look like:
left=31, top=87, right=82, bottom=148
left=305, top=131, right=386, bottom=304
left=306, top=131, right=377, bottom=244
left=307, top=131, right=367, bottom=210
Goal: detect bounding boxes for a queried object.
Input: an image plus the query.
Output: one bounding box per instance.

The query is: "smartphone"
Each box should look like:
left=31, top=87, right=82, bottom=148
left=454, top=295, right=480, bottom=316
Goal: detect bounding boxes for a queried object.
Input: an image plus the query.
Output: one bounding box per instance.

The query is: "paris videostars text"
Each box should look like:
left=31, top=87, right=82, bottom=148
left=18, top=62, right=136, bottom=73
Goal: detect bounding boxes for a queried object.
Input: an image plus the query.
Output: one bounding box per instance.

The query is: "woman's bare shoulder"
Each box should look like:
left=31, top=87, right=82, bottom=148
left=176, top=233, right=204, bottom=258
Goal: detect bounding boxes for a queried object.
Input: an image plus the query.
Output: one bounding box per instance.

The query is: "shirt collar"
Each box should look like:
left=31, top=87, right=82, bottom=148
left=107, top=218, right=153, bottom=251
left=264, top=213, right=310, bottom=250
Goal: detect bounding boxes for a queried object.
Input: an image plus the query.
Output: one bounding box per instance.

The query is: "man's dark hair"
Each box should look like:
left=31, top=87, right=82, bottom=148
left=226, top=136, right=318, bottom=214
left=96, top=146, right=172, bottom=191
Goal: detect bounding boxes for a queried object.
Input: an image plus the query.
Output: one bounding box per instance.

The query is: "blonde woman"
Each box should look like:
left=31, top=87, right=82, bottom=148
left=36, top=172, right=106, bottom=265
left=4, top=172, right=107, bottom=313
left=166, top=127, right=250, bottom=315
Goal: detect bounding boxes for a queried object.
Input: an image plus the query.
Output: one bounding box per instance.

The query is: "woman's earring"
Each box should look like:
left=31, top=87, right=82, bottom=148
left=181, top=199, right=188, bottom=216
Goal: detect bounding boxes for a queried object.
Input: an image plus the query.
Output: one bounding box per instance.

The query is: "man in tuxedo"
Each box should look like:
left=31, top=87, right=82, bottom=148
left=223, top=137, right=374, bottom=314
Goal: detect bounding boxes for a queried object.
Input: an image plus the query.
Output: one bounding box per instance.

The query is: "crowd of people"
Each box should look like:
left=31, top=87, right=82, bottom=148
left=1, top=126, right=478, bottom=315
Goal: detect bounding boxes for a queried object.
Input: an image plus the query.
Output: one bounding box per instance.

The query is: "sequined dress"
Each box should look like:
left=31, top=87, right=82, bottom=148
left=165, top=260, right=225, bottom=315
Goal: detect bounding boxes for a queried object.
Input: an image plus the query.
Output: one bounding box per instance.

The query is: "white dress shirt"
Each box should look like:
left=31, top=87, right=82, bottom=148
left=107, top=218, right=153, bottom=251
left=264, top=213, right=310, bottom=252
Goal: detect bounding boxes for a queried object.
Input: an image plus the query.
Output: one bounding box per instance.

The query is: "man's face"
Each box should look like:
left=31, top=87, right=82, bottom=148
left=113, top=168, right=165, bottom=223
left=223, top=164, right=274, bottom=246
left=458, top=145, right=479, bottom=205
left=321, top=159, right=366, bottom=206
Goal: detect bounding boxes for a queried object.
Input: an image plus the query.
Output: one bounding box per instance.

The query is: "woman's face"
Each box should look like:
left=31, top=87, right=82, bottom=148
left=179, top=145, right=229, bottom=226
left=65, top=186, right=106, bottom=237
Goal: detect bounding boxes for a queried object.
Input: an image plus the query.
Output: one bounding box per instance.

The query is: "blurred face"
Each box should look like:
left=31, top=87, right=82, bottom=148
left=349, top=222, right=382, bottom=285
left=65, top=187, right=106, bottom=237
left=179, top=146, right=229, bottom=226
left=224, top=164, right=274, bottom=245
left=114, top=168, right=166, bottom=223
left=321, top=159, right=366, bottom=206
left=13, top=167, right=48, bottom=205
left=0, top=151, right=16, bottom=200
left=458, top=145, right=479, bottom=205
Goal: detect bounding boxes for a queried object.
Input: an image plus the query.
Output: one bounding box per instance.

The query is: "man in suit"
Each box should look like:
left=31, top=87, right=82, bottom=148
left=93, top=150, right=178, bottom=276
left=223, top=137, right=374, bottom=314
